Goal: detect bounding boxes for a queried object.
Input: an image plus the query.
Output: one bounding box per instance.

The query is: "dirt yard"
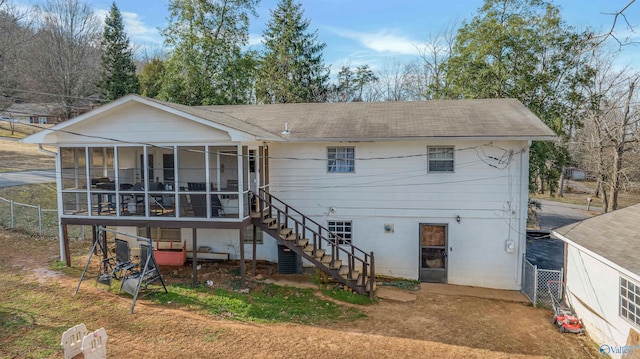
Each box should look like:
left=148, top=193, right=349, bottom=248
left=1, top=231, right=599, bottom=359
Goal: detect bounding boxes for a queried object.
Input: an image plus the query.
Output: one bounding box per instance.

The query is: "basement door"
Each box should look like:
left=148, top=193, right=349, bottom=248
left=419, top=224, right=447, bottom=283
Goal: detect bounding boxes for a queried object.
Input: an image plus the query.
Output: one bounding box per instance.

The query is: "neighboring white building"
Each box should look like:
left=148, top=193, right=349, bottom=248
left=23, top=94, right=555, bottom=292
left=554, top=204, right=640, bottom=358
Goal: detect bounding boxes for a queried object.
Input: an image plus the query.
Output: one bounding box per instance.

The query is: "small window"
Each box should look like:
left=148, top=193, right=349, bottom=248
left=243, top=225, right=263, bottom=244
left=38, top=117, right=47, bottom=124
left=620, top=277, right=640, bottom=328
left=428, top=146, right=454, bottom=172
left=328, top=147, right=355, bottom=173
left=327, top=220, right=352, bottom=244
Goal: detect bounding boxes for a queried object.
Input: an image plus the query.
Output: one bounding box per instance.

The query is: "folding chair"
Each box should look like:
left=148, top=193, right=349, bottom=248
left=120, top=243, right=168, bottom=313
left=97, top=238, right=137, bottom=287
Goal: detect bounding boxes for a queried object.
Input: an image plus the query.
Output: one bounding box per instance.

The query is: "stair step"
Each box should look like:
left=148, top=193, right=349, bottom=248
left=348, top=270, right=360, bottom=280
left=284, top=233, right=298, bottom=241
left=330, top=260, right=342, bottom=269
left=279, top=228, right=292, bottom=238
left=302, top=244, right=314, bottom=253
left=262, top=217, right=276, bottom=225
left=313, top=249, right=325, bottom=258
left=320, top=255, right=332, bottom=264
left=338, top=265, right=349, bottom=275
left=296, top=238, right=309, bottom=247
left=269, top=222, right=284, bottom=230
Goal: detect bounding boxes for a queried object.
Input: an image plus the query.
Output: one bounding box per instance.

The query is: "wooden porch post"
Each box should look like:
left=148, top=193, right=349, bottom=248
left=252, top=224, right=257, bottom=276
left=239, top=226, right=246, bottom=284
left=101, top=227, right=108, bottom=261
left=192, top=228, right=198, bottom=286
left=63, top=224, right=71, bottom=267
left=91, top=225, right=98, bottom=256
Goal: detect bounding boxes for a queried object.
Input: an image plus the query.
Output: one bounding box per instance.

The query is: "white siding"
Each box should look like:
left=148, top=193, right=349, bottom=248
left=267, top=140, right=528, bottom=289
left=566, top=245, right=640, bottom=358
left=54, top=102, right=232, bottom=144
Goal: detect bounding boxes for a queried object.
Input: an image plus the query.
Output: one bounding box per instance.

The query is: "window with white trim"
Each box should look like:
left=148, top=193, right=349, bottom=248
left=427, top=146, right=454, bottom=172
left=620, top=277, right=640, bottom=327
left=327, top=220, right=352, bottom=244
left=328, top=147, right=355, bottom=173
left=38, top=117, right=47, bottom=124
left=243, top=225, right=263, bottom=244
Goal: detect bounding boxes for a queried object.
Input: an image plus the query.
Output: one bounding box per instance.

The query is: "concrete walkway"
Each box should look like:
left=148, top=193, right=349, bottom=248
left=419, top=283, right=529, bottom=303
left=0, top=170, right=56, bottom=188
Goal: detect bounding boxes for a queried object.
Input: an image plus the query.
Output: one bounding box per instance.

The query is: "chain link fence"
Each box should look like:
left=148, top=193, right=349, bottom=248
left=0, top=196, right=91, bottom=239
left=522, top=257, right=563, bottom=308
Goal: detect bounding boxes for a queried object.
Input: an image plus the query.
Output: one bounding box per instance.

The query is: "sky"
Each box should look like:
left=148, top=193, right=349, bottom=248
left=18, top=0, right=640, bottom=71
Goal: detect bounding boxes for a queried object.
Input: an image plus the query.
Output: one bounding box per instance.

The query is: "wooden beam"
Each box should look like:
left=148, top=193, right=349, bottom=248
left=252, top=224, right=257, bottom=276
left=63, top=224, right=71, bottom=267
left=239, top=226, right=245, bottom=285
left=192, top=228, right=198, bottom=287
left=101, top=228, right=108, bottom=261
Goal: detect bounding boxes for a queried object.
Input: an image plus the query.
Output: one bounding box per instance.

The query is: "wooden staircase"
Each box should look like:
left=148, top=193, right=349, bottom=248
left=251, top=189, right=375, bottom=298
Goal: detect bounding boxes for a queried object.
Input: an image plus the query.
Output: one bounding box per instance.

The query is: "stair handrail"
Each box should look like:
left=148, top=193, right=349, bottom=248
left=252, top=188, right=371, bottom=263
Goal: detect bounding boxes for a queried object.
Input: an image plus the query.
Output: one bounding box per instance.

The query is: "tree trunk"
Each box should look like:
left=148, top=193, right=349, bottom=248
left=558, top=167, right=565, bottom=197
left=601, top=184, right=609, bottom=213
left=607, top=146, right=623, bottom=212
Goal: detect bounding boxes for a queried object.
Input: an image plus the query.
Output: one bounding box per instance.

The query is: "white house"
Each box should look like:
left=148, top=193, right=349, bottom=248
left=23, top=94, right=555, bottom=294
left=554, top=204, right=640, bottom=358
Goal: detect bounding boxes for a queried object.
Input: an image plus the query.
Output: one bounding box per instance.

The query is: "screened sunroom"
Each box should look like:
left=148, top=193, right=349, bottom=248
left=58, top=145, right=261, bottom=221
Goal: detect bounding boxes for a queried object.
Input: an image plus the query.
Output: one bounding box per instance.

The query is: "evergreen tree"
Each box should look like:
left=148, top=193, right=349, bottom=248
left=159, top=0, right=258, bottom=106
left=256, top=0, right=329, bottom=103
left=99, top=2, right=139, bottom=101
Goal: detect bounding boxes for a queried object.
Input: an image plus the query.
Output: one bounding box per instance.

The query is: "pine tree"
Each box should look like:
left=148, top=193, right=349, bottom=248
left=99, top=2, right=139, bottom=101
left=256, top=0, right=329, bottom=104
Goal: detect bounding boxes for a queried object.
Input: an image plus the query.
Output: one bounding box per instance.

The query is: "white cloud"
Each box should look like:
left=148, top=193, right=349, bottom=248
left=328, top=27, right=419, bottom=55
left=96, top=8, right=162, bottom=45
left=247, top=33, right=263, bottom=47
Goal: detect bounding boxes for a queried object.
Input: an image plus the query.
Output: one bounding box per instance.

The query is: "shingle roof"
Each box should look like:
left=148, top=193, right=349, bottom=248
left=4, top=103, right=65, bottom=116
left=196, top=98, right=557, bottom=141
left=554, top=204, right=640, bottom=276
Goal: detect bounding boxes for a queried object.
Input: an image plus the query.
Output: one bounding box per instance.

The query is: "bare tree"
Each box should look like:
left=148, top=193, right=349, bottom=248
left=574, top=50, right=640, bottom=212
left=413, top=22, right=457, bottom=100
left=0, top=0, right=37, bottom=110
left=374, top=60, right=417, bottom=102
left=595, top=0, right=638, bottom=48
left=29, top=0, right=102, bottom=119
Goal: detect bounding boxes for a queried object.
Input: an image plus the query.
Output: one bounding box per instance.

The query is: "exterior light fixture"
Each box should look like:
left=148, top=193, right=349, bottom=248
left=456, top=215, right=461, bottom=223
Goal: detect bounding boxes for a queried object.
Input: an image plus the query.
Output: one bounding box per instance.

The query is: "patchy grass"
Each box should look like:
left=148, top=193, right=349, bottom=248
left=0, top=122, right=48, bottom=139
left=152, top=284, right=366, bottom=324
left=0, top=139, right=55, bottom=172
left=378, top=278, right=421, bottom=292
left=531, top=180, right=640, bottom=210
left=320, top=287, right=378, bottom=305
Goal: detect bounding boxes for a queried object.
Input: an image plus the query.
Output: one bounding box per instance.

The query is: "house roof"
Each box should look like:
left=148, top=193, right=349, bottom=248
left=23, top=95, right=557, bottom=144
left=4, top=103, right=65, bottom=117
left=197, top=98, right=557, bottom=141
left=554, top=204, right=640, bottom=277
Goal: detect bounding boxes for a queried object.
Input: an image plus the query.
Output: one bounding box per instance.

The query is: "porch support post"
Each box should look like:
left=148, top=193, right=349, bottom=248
left=252, top=224, right=257, bottom=276
left=92, top=225, right=98, bottom=256
left=101, top=227, right=108, bottom=261
left=239, top=226, right=246, bottom=284
left=192, top=228, right=198, bottom=286
left=63, top=224, right=71, bottom=267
